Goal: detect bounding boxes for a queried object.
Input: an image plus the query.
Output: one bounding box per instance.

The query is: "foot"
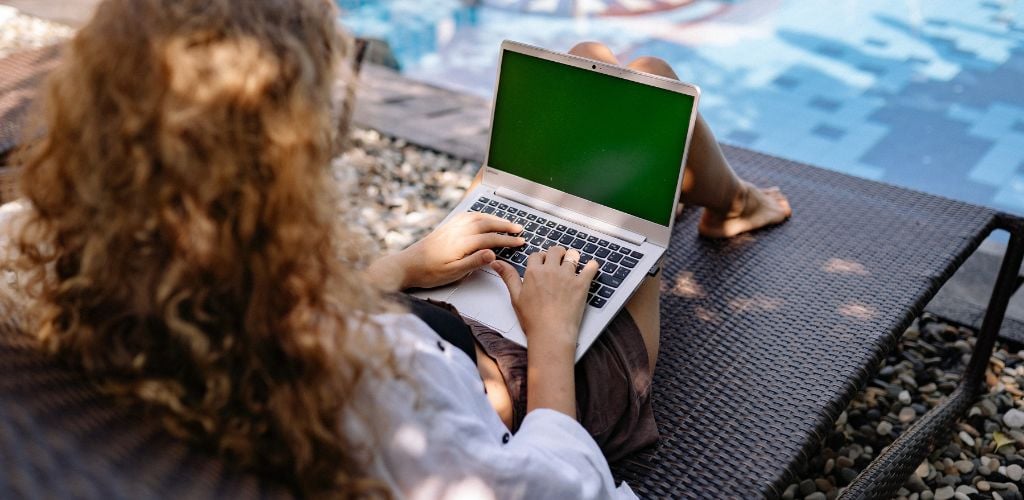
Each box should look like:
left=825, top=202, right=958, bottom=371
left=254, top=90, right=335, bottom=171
left=697, top=181, right=792, bottom=238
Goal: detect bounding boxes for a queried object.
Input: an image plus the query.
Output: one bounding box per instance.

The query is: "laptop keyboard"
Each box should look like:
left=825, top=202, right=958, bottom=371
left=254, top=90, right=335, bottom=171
left=468, top=196, right=645, bottom=309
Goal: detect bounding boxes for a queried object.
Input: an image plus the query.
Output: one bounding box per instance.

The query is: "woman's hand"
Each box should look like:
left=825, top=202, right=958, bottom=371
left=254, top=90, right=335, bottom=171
left=491, top=247, right=599, bottom=419
left=365, top=212, right=525, bottom=291
left=491, top=246, right=599, bottom=345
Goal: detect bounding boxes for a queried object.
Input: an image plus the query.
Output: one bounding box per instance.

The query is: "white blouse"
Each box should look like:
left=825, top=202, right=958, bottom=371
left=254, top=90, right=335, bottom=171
left=347, top=313, right=636, bottom=499
left=0, top=201, right=635, bottom=499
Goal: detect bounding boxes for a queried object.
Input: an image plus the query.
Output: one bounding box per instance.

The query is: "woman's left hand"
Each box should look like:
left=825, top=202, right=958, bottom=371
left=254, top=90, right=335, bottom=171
left=365, top=212, right=525, bottom=291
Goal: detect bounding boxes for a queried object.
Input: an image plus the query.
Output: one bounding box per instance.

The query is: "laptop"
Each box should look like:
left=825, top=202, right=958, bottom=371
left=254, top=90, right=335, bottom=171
left=413, top=40, right=700, bottom=361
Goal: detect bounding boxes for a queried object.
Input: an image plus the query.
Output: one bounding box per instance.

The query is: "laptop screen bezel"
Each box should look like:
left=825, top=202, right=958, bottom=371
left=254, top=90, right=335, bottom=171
left=481, top=40, right=701, bottom=248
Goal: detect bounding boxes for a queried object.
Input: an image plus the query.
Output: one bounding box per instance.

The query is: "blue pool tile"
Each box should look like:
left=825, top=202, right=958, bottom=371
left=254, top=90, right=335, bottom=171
left=773, top=75, right=800, bottom=90
left=726, top=130, right=760, bottom=146
left=809, top=97, right=841, bottom=113
left=811, top=124, right=846, bottom=141
left=864, top=37, right=888, bottom=48
left=1013, top=120, right=1024, bottom=133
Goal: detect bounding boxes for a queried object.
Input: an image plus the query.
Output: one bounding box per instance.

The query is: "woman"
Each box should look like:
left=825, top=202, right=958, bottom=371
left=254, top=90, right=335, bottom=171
left=2, top=0, right=789, bottom=498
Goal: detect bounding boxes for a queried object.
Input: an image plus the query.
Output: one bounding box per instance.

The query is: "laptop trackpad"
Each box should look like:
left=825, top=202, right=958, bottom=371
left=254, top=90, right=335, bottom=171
left=448, top=270, right=518, bottom=333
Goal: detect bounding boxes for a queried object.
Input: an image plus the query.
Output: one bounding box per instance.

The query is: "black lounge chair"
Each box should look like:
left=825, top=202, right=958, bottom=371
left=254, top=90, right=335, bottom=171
left=1, top=47, right=1023, bottom=499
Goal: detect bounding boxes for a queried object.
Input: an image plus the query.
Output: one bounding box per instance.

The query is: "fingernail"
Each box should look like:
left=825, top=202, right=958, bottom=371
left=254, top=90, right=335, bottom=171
left=514, top=224, right=523, bottom=232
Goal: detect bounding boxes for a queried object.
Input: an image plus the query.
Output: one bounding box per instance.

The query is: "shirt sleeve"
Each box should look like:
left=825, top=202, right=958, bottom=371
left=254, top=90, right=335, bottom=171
left=351, top=314, right=636, bottom=500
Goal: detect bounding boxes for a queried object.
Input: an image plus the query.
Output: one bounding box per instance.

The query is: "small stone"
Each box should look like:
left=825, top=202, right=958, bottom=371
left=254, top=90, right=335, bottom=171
left=955, top=460, right=974, bottom=474
left=905, top=473, right=927, bottom=493
left=935, top=486, right=955, bottom=500
left=978, top=481, right=992, bottom=492
left=800, top=479, right=817, bottom=496
left=839, top=467, right=858, bottom=485
left=837, top=456, right=855, bottom=469
left=1004, top=409, right=1024, bottom=429
left=959, top=431, right=976, bottom=447
left=956, top=485, right=978, bottom=496
left=953, top=493, right=969, bottom=500
left=806, top=493, right=826, bottom=500
left=920, top=383, right=937, bottom=393
left=824, top=458, right=835, bottom=474
left=1007, top=464, right=1023, bottom=482
left=920, top=491, right=934, bottom=500
left=980, top=399, right=999, bottom=417
left=877, top=421, right=894, bottom=435
left=815, top=478, right=832, bottom=492
left=979, top=466, right=993, bottom=476
left=899, top=390, right=912, bottom=404
left=782, top=483, right=798, bottom=500
left=900, top=407, right=917, bottom=423
left=915, top=461, right=930, bottom=478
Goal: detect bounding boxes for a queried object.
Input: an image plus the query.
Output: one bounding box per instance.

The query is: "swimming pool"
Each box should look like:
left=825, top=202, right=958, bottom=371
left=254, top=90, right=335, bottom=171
left=338, top=0, right=1024, bottom=216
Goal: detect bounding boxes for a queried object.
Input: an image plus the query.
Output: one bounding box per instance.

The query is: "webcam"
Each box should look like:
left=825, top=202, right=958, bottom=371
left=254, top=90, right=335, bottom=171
left=592, top=64, right=597, bottom=69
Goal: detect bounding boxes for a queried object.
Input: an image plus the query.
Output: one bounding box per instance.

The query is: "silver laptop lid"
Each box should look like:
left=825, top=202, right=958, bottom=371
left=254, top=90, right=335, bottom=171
left=481, top=41, right=701, bottom=248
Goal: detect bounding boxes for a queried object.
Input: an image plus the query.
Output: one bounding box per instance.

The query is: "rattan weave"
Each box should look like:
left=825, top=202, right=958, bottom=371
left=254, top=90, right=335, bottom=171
left=609, top=145, right=999, bottom=498
left=0, top=44, right=60, bottom=160
left=0, top=144, right=1010, bottom=498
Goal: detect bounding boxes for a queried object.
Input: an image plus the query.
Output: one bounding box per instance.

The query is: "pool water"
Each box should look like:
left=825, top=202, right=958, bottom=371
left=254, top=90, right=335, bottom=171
left=338, top=0, right=1024, bottom=216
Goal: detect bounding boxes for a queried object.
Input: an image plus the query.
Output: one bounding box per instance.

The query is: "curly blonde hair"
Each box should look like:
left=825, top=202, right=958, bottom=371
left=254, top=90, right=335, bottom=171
left=12, top=0, right=393, bottom=496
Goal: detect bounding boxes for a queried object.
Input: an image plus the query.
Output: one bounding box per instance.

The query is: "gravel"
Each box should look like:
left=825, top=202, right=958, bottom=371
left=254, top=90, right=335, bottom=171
left=785, top=315, right=1024, bottom=500
left=0, top=6, right=73, bottom=59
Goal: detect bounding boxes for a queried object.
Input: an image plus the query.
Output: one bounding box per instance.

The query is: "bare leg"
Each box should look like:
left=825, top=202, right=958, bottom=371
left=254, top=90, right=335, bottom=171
left=568, top=43, right=792, bottom=239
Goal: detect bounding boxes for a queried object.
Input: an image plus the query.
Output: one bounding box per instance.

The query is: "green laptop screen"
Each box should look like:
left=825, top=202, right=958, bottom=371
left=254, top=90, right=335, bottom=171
left=488, top=49, right=695, bottom=226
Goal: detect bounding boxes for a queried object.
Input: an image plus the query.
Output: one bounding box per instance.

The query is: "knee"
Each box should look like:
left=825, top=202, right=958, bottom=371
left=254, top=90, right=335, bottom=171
left=627, top=56, right=678, bottom=79
left=568, top=41, right=618, bottom=64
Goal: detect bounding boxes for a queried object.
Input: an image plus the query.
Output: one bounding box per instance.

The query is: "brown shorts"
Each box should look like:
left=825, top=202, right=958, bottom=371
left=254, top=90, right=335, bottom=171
left=462, top=309, right=659, bottom=463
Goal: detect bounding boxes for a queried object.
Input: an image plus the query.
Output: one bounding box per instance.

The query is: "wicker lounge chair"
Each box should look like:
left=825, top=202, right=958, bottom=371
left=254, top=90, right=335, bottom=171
left=2, top=46, right=1023, bottom=499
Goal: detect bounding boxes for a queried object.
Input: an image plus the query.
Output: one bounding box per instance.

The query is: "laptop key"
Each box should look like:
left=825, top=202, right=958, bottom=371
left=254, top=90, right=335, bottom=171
left=498, top=203, right=508, bottom=210
left=536, top=227, right=550, bottom=237
left=545, top=221, right=556, bottom=228
left=587, top=236, right=598, bottom=243
left=577, top=232, right=588, bottom=240
left=579, top=254, right=592, bottom=265
left=556, top=224, right=567, bottom=232
left=470, top=203, right=484, bottom=211
left=530, top=236, right=545, bottom=246
left=515, top=217, right=528, bottom=226
left=597, top=286, right=614, bottom=299
left=621, top=256, right=639, bottom=269
left=588, top=296, right=607, bottom=308
left=526, top=214, right=537, bottom=221
left=608, top=252, right=623, bottom=263
left=498, top=248, right=515, bottom=258
left=511, top=253, right=527, bottom=264
left=603, top=262, right=618, bottom=273
left=609, top=243, right=620, bottom=251
left=595, top=247, right=610, bottom=258
left=613, top=267, right=630, bottom=280
left=524, top=222, right=538, bottom=232
left=570, top=238, right=586, bottom=249
left=488, top=200, right=499, bottom=207
left=511, top=262, right=527, bottom=278
left=598, top=239, right=609, bottom=247
left=630, top=250, right=645, bottom=259
left=541, top=240, right=557, bottom=250
left=525, top=246, right=541, bottom=255
left=537, top=217, right=547, bottom=224
left=482, top=206, right=495, bottom=214
left=479, top=197, right=491, bottom=203
left=559, top=234, right=574, bottom=245
left=566, top=228, right=577, bottom=236
left=548, top=231, right=563, bottom=241
left=495, top=210, right=507, bottom=218
left=597, top=274, right=623, bottom=288
left=589, top=281, right=600, bottom=293
left=583, top=243, right=598, bottom=254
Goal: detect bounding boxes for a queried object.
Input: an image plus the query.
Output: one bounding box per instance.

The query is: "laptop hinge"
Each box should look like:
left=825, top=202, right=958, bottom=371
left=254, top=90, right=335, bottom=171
left=494, top=187, right=646, bottom=246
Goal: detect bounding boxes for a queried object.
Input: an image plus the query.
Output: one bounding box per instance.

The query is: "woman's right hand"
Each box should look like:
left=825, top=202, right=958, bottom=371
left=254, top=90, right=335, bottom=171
left=491, top=246, right=599, bottom=354
left=491, top=246, right=599, bottom=418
